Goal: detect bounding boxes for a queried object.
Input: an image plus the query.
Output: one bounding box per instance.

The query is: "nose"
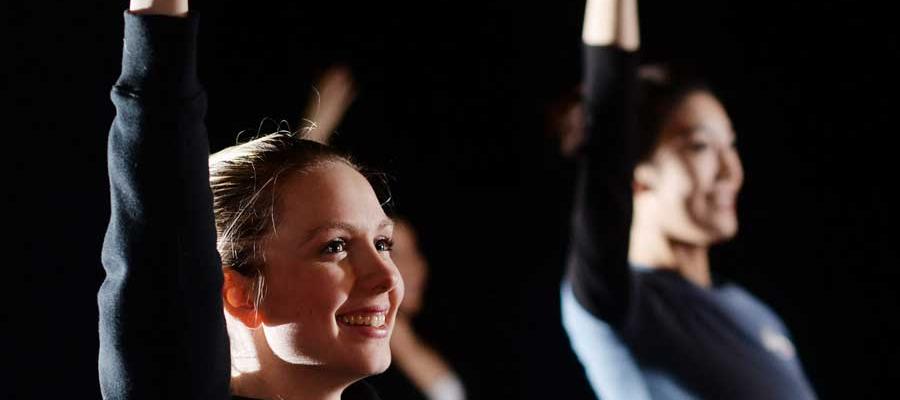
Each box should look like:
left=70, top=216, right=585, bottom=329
left=356, top=246, right=403, bottom=296
left=716, top=146, right=744, bottom=187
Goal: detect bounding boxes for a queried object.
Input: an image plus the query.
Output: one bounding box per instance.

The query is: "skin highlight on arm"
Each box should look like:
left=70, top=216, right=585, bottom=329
left=129, top=0, right=189, bottom=17
left=583, top=0, right=640, bottom=50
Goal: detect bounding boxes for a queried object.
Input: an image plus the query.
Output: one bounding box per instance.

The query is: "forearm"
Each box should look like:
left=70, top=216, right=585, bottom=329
left=99, top=11, right=229, bottom=399
left=566, top=0, right=641, bottom=324
left=393, top=341, right=460, bottom=399
left=390, top=320, right=462, bottom=399
left=300, top=66, right=356, bottom=144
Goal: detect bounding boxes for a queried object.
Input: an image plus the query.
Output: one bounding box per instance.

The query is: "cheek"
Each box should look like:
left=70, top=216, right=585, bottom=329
left=298, top=268, right=351, bottom=314
left=655, top=159, right=713, bottom=231
left=392, top=273, right=407, bottom=309
left=687, top=154, right=719, bottom=190
left=666, top=155, right=720, bottom=214
left=259, top=268, right=352, bottom=364
left=657, top=159, right=696, bottom=205
left=262, top=266, right=348, bottom=324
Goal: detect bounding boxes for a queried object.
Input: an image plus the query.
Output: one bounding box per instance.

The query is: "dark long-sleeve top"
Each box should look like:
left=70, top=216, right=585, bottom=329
left=99, top=12, right=378, bottom=400
left=564, top=45, right=817, bottom=399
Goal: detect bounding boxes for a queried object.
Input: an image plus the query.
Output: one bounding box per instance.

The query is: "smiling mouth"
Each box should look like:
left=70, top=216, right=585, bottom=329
left=338, top=313, right=386, bottom=328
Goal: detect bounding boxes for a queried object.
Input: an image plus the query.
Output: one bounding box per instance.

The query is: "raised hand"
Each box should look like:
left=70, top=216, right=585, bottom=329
left=583, top=0, right=639, bottom=50
left=129, top=0, right=188, bottom=17
left=300, top=65, right=358, bottom=144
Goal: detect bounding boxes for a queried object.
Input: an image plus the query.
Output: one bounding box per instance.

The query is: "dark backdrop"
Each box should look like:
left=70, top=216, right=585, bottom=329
left=7, top=0, right=898, bottom=398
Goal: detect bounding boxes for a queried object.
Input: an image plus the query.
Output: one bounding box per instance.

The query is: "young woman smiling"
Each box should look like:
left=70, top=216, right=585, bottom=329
left=99, top=1, right=402, bottom=399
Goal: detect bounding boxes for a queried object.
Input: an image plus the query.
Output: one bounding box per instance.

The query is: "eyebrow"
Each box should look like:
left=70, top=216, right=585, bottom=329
left=299, top=218, right=395, bottom=245
left=689, top=124, right=736, bottom=140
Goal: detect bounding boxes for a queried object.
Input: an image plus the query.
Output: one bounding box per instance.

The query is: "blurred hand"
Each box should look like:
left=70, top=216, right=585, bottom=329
left=301, top=65, right=357, bottom=144
left=546, top=84, right=586, bottom=157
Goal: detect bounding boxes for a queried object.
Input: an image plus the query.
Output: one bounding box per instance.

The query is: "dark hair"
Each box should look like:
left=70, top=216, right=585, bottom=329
left=636, top=64, right=713, bottom=162
left=208, top=131, right=358, bottom=299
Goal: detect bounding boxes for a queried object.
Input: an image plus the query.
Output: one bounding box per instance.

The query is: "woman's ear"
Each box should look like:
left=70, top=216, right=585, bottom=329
left=223, top=268, right=262, bottom=329
left=633, top=162, right=657, bottom=193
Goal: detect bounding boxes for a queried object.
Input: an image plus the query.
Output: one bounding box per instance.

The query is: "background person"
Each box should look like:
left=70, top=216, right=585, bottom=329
left=561, top=0, right=816, bottom=398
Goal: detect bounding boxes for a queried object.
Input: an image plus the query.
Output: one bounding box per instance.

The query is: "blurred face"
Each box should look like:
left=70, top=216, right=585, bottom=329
left=391, top=222, right=429, bottom=315
left=256, top=162, right=403, bottom=378
left=638, top=91, right=744, bottom=246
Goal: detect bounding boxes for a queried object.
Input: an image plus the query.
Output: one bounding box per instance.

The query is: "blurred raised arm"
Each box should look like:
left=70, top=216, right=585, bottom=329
left=300, top=65, right=357, bottom=144
left=582, top=0, right=639, bottom=49
left=565, top=0, right=641, bottom=325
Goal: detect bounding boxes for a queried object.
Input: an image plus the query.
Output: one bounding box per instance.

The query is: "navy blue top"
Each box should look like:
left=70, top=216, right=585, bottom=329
left=99, top=12, right=379, bottom=400
left=564, top=45, right=817, bottom=399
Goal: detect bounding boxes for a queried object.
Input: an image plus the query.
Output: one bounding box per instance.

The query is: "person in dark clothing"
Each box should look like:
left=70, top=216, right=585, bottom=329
left=99, top=1, right=401, bottom=399
left=561, top=0, right=817, bottom=398
left=368, top=219, right=467, bottom=400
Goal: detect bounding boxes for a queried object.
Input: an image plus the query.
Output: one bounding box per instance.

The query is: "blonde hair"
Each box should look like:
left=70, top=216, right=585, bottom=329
left=208, top=131, right=358, bottom=301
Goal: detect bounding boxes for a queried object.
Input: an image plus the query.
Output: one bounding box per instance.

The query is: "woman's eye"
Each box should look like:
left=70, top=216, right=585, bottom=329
left=687, top=141, right=709, bottom=152
left=375, top=238, right=394, bottom=252
left=324, top=239, right=346, bottom=254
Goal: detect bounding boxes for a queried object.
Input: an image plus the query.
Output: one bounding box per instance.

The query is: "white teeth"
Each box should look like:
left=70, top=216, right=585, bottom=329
left=339, top=313, right=386, bottom=327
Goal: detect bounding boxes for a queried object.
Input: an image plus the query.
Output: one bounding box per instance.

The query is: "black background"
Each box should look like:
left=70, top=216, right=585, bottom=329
left=7, top=0, right=898, bottom=398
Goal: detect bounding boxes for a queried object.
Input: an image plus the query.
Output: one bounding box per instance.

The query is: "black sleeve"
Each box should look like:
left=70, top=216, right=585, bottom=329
left=98, top=12, right=231, bottom=399
left=344, top=380, right=384, bottom=400
left=565, top=45, right=640, bottom=327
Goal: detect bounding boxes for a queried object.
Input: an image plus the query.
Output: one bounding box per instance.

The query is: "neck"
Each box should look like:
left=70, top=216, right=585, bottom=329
left=230, top=328, right=350, bottom=400
left=629, top=203, right=712, bottom=288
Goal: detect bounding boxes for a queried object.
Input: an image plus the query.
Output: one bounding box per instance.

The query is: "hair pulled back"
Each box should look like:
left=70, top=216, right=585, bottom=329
left=208, top=132, right=357, bottom=284
left=636, top=64, right=713, bottom=162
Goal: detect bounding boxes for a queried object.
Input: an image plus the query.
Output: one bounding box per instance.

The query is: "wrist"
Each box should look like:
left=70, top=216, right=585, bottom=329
left=129, top=0, right=188, bottom=17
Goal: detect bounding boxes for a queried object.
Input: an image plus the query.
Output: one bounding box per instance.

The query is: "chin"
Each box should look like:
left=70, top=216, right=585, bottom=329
left=371, top=356, right=392, bottom=374
left=369, top=351, right=392, bottom=374
left=712, top=217, right=739, bottom=241
left=345, top=349, right=392, bottom=377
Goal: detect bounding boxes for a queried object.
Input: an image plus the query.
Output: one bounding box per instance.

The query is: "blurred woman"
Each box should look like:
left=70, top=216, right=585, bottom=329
left=371, top=219, right=467, bottom=400
left=561, top=0, right=816, bottom=398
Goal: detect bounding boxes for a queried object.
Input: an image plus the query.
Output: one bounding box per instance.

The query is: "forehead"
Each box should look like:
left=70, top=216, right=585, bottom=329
left=392, top=221, right=414, bottom=240
left=664, top=91, right=734, bottom=140
left=275, top=162, right=388, bottom=233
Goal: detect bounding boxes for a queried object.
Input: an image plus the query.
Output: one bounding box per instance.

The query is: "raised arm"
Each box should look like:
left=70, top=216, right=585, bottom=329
left=565, top=0, right=641, bottom=326
left=299, top=65, right=357, bottom=144
left=98, top=1, right=230, bottom=398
